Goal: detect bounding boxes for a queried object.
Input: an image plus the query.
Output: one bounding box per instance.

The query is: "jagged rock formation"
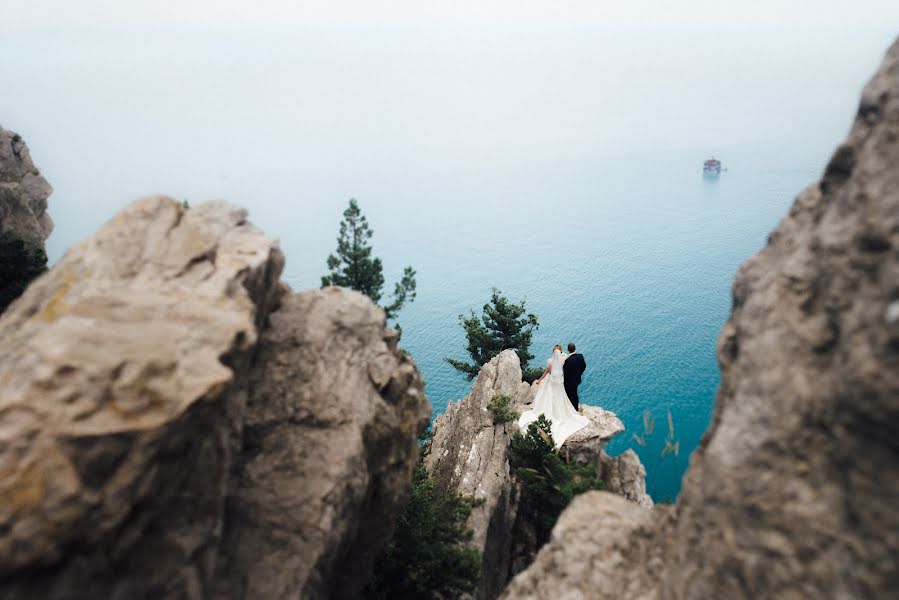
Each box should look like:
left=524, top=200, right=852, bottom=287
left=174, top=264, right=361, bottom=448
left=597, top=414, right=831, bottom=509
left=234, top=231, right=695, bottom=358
left=425, top=350, right=648, bottom=599
left=561, top=404, right=625, bottom=465
left=598, top=449, right=653, bottom=509
left=0, top=127, right=53, bottom=247
left=425, top=350, right=531, bottom=600
left=502, top=38, right=899, bottom=599
left=214, top=288, right=429, bottom=599
left=0, top=196, right=430, bottom=599
left=0, top=127, right=53, bottom=313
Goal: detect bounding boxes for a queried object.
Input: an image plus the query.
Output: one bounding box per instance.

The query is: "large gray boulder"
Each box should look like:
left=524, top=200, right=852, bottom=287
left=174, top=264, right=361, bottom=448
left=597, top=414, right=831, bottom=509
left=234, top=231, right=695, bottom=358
left=0, top=127, right=53, bottom=247
left=502, top=38, right=899, bottom=600
left=0, top=196, right=283, bottom=598
left=213, top=288, right=430, bottom=599
left=0, top=196, right=430, bottom=599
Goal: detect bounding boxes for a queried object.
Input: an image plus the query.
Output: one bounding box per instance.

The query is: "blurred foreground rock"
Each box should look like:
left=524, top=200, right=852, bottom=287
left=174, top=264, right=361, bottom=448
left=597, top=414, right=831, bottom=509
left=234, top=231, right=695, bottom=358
left=214, top=288, right=429, bottom=599
left=502, top=38, right=899, bottom=600
left=0, top=196, right=429, bottom=599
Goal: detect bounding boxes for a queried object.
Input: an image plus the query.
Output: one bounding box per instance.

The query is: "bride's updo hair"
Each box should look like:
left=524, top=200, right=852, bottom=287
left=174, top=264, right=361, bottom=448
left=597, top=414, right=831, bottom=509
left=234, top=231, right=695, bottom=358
left=552, top=344, right=563, bottom=353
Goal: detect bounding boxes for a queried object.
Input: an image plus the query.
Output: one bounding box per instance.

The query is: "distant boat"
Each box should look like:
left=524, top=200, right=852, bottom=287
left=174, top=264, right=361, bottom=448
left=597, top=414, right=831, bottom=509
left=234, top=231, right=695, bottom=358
left=703, top=158, right=722, bottom=179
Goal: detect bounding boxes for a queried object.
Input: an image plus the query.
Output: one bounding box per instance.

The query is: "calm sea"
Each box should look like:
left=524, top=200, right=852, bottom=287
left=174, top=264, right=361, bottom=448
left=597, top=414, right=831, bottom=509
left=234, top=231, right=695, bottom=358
left=271, top=138, right=833, bottom=502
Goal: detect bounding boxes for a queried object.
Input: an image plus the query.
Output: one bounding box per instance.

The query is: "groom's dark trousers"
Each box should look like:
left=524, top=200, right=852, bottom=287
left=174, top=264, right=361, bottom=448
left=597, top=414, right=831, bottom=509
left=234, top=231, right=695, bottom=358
left=562, top=353, right=586, bottom=410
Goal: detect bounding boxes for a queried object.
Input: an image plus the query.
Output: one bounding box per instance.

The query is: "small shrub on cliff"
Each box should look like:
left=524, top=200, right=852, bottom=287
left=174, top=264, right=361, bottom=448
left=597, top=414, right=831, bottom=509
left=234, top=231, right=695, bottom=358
left=487, top=393, right=520, bottom=424
left=321, top=198, right=416, bottom=336
left=0, top=232, right=47, bottom=314
left=508, top=415, right=603, bottom=546
left=366, top=433, right=482, bottom=599
left=446, top=288, right=542, bottom=382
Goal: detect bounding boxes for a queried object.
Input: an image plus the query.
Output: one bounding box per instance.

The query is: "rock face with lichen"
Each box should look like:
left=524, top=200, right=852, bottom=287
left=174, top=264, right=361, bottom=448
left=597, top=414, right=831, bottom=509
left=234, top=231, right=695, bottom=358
left=213, top=288, right=430, bottom=599
left=501, top=38, right=899, bottom=600
left=425, top=350, right=648, bottom=599
left=0, top=195, right=430, bottom=599
left=425, top=350, right=532, bottom=600
left=0, top=127, right=53, bottom=313
left=0, top=127, right=53, bottom=248
left=598, top=449, right=653, bottom=509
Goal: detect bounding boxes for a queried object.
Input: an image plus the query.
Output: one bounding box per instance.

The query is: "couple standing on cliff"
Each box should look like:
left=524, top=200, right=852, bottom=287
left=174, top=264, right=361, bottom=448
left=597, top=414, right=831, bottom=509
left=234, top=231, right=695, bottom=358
left=518, top=343, right=589, bottom=448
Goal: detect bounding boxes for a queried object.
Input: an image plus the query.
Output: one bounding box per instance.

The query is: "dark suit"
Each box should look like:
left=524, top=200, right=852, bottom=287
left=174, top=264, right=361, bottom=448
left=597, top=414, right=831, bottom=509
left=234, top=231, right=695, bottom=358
left=562, top=353, right=586, bottom=410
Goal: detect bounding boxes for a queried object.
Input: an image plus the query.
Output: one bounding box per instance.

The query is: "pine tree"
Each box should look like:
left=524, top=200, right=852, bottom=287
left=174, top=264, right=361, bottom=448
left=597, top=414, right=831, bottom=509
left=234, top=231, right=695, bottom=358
left=446, top=289, right=541, bottom=382
left=508, top=415, right=603, bottom=546
left=365, top=435, right=482, bottom=599
left=0, top=233, right=47, bottom=315
left=322, top=199, right=417, bottom=331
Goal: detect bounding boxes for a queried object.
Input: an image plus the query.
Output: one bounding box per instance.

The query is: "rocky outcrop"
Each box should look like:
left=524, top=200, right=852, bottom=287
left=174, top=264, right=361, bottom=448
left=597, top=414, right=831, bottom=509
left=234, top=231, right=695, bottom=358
left=502, top=38, right=899, bottom=599
left=425, top=350, right=646, bottom=599
left=214, top=288, right=429, bottom=599
left=503, top=491, right=669, bottom=599
left=0, top=127, right=53, bottom=247
left=425, top=350, right=531, bottom=600
left=561, top=405, right=624, bottom=465
left=598, top=449, right=653, bottom=509
left=0, top=196, right=429, bottom=599
left=559, top=406, right=653, bottom=508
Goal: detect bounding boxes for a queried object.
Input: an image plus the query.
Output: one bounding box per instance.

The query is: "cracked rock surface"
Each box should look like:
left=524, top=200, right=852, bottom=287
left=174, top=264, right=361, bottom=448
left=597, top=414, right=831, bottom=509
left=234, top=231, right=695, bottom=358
left=0, top=127, right=53, bottom=247
left=0, top=196, right=430, bottom=599
left=425, top=350, right=530, bottom=600
left=214, top=288, right=431, bottom=600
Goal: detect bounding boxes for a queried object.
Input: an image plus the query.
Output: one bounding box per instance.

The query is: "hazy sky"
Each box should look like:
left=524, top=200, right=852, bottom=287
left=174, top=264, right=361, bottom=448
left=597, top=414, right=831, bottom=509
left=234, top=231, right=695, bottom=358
left=8, top=1, right=899, bottom=30
left=1, top=2, right=896, bottom=264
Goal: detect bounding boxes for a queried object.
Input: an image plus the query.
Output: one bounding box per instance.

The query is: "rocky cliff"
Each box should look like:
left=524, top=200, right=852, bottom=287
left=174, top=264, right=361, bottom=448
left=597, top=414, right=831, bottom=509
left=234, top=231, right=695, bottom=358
left=0, top=196, right=430, bottom=599
left=425, top=349, right=650, bottom=599
left=1, top=127, right=53, bottom=312
left=501, top=38, right=899, bottom=600
left=0, top=127, right=53, bottom=248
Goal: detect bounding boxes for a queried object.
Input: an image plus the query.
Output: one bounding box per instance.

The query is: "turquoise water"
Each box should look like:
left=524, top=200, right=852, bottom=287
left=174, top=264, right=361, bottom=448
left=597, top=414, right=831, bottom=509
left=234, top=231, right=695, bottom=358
left=269, top=138, right=833, bottom=502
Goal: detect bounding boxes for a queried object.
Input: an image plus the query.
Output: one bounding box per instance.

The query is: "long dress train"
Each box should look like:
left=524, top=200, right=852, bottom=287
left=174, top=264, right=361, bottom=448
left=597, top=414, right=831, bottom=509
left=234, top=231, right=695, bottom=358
left=518, top=349, right=589, bottom=448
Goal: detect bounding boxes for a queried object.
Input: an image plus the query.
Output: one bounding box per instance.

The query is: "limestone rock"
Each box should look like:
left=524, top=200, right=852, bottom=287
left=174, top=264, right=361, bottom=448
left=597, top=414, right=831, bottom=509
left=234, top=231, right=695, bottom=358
left=502, top=38, right=899, bottom=600
left=502, top=491, right=669, bottom=600
left=0, top=127, right=53, bottom=247
left=0, top=196, right=429, bottom=599
left=425, top=349, right=530, bottom=600
left=560, top=404, right=625, bottom=467
left=558, top=406, right=652, bottom=510
left=0, top=196, right=284, bottom=598
left=599, top=450, right=653, bottom=509
left=213, top=288, right=430, bottom=600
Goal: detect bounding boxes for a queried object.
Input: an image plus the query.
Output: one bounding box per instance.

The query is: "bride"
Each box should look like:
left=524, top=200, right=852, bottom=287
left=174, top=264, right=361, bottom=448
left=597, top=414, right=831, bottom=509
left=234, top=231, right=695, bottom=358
left=518, top=345, right=590, bottom=449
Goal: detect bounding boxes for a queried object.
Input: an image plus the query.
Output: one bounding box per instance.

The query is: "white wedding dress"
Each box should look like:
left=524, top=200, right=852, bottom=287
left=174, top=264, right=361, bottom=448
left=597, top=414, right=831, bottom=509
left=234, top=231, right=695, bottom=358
left=518, top=349, right=589, bottom=449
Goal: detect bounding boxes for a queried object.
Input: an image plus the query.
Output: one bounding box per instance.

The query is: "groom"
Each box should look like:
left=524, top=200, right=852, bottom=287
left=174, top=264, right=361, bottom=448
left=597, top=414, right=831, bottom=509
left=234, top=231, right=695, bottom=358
left=562, top=342, right=586, bottom=411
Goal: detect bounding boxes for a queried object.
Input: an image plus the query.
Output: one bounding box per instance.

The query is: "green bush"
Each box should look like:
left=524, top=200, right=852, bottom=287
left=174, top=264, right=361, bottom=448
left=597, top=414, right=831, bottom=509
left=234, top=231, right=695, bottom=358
left=0, top=232, right=47, bottom=314
left=366, top=433, right=482, bottom=599
left=487, top=393, right=520, bottom=424
left=508, top=415, right=603, bottom=546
